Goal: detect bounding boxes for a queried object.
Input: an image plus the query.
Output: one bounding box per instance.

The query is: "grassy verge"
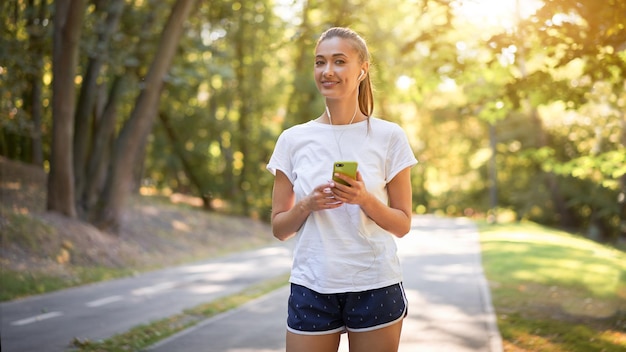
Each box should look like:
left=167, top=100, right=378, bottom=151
left=0, top=267, right=138, bottom=302
left=478, top=221, right=626, bottom=351
left=70, top=274, right=290, bottom=352
left=1, top=195, right=275, bottom=302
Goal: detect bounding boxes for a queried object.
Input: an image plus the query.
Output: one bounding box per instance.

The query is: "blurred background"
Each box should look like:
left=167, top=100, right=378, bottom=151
left=1, top=0, right=625, bottom=244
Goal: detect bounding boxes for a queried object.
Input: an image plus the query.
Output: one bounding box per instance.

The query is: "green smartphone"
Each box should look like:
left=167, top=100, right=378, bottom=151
left=332, top=161, right=358, bottom=186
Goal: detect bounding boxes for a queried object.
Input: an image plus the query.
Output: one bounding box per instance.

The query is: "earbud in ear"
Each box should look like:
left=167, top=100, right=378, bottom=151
left=358, top=70, right=365, bottom=80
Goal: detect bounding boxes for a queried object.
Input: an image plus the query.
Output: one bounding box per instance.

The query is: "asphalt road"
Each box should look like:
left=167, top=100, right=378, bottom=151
left=0, top=245, right=293, bottom=352
left=147, top=215, right=503, bottom=352
left=2, top=215, right=502, bottom=352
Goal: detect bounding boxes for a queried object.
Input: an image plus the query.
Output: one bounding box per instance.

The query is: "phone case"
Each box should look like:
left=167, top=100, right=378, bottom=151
left=332, top=161, right=358, bottom=186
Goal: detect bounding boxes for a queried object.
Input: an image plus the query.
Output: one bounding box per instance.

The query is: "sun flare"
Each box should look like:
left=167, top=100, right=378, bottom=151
left=453, top=0, right=543, bottom=29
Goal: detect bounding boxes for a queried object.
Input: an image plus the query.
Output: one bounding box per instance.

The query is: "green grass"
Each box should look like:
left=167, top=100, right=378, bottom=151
left=0, top=267, right=137, bottom=302
left=479, top=221, right=626, bottom=351
left=497, top=313, right=626, bottom=352
left=0, top=272, right=71, bottom=301
left=70, top=274, right=289, bottom=352
left=1, top=210, right=138, bottom=302
left=1, top=212, right=52, bottom=251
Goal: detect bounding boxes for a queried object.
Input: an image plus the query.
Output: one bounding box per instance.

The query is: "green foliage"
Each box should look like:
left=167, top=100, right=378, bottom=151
left=140, top=0, right=285, bottom=218
left=0, top=0, right=52, bottom=162
left=478, top=0, right=626, bottom=239
left=1, top=0, right=624, bottom=239
left=548, top=150, right=626, bottom=188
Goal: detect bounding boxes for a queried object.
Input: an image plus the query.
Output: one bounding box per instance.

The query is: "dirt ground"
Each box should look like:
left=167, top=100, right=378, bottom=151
left=0, top=156, right=275, bottom=285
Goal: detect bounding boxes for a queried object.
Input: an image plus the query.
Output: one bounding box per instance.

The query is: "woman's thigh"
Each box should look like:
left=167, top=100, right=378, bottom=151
left=286, top=331, right=341, bottom=352
left=347, top=320, right=403, bottom=352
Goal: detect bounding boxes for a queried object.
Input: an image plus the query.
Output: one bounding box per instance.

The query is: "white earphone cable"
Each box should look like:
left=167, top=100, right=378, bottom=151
left=325, top=106, right=379, bottom=288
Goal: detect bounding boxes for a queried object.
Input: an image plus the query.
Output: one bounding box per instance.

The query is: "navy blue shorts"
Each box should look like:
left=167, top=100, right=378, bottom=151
left=287, top=283, right=408, bottom=335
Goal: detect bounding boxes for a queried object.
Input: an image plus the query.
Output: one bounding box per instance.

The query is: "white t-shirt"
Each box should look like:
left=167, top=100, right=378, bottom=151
left=267, top=117, right=418, bottom=293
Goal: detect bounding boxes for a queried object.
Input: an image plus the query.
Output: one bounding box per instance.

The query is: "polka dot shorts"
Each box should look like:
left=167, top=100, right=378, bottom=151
left=286, top=283, right=408, bottom=335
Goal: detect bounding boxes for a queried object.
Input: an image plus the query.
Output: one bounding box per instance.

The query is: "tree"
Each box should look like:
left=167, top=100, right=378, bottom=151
left=94, top=0, right=198, bottom=230
left=73, top=0, right=125, bottom=214
left=488, top=0, right=626, bottom=240
left=47, top=0, right=87, bottom=217
left=3, top=0, right=623, bottom=243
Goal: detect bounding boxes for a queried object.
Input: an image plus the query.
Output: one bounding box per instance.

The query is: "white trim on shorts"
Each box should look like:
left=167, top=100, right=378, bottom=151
left=286, top=325, right=346, bottom=336
left=347, top=283, right=408, bottom=333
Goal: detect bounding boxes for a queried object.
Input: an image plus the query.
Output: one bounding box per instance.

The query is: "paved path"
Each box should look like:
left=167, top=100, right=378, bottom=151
left=148, top=215, right=503, bottom=352
left=1, top=245, right=293, bottom=352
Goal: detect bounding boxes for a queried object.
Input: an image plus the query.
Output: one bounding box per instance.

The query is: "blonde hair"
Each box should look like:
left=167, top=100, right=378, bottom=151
left=316, top=27, right=374, bottom=117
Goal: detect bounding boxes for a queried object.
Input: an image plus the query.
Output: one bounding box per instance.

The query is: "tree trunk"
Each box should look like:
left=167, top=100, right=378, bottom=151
left=94, top=0, right=198, bottom=231
left=47, top=0, right=86, bottom=217
left=84, top=75, right=123, bottom=219
left=74, top=0, right=125, bottom=215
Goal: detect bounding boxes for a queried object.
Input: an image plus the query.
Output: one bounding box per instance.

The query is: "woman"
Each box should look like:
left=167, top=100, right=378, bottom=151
left=267, top=27, right=417, bottom=352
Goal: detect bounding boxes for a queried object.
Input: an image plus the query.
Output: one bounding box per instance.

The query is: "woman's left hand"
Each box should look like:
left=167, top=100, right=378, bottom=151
left=331, top=171, right=369, bottom=206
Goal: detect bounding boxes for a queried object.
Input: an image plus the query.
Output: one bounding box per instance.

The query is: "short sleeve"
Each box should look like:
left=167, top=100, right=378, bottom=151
left=267, top=131, right=295, bottom=184
left=385, top=125, right=418, bottom=182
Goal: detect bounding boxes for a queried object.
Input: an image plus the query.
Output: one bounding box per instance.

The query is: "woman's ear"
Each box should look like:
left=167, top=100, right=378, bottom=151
left=359, top=62, right=370, bottom=80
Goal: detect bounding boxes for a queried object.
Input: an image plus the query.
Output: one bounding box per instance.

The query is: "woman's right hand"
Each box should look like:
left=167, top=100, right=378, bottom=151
left=303, top=182, right=344, bottom=212
left=271, top=173, right=342, bottom=241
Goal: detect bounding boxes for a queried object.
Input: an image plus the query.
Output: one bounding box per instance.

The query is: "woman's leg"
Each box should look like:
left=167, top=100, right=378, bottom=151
left=346, top=320, right=403, bottom=352
left=286, top=331, right=342, bottom=352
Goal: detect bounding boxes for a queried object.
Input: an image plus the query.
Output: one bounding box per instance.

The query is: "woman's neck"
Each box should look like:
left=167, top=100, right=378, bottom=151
left=324, top=100, right=361, bottom=125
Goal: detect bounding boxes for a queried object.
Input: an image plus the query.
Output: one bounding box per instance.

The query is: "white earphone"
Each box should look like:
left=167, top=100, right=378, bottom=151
left=358, top=69, right=365, bottom=80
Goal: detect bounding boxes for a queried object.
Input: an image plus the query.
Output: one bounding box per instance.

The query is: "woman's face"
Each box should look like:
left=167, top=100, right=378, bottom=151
left=314, top=37, right=364, bottom=100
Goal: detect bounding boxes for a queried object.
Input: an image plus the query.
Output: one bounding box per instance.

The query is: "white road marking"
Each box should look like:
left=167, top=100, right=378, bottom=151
left=132, top=282, right=177, bottom=296
left=11, top=311, right=63, bottom=326
left=86, top=295, right=124, bottom=307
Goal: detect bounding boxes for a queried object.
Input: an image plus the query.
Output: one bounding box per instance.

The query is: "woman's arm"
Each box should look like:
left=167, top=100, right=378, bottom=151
left=332, top=167, right=413, bottom=238
left=270, top=170, right=343, bottom=241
